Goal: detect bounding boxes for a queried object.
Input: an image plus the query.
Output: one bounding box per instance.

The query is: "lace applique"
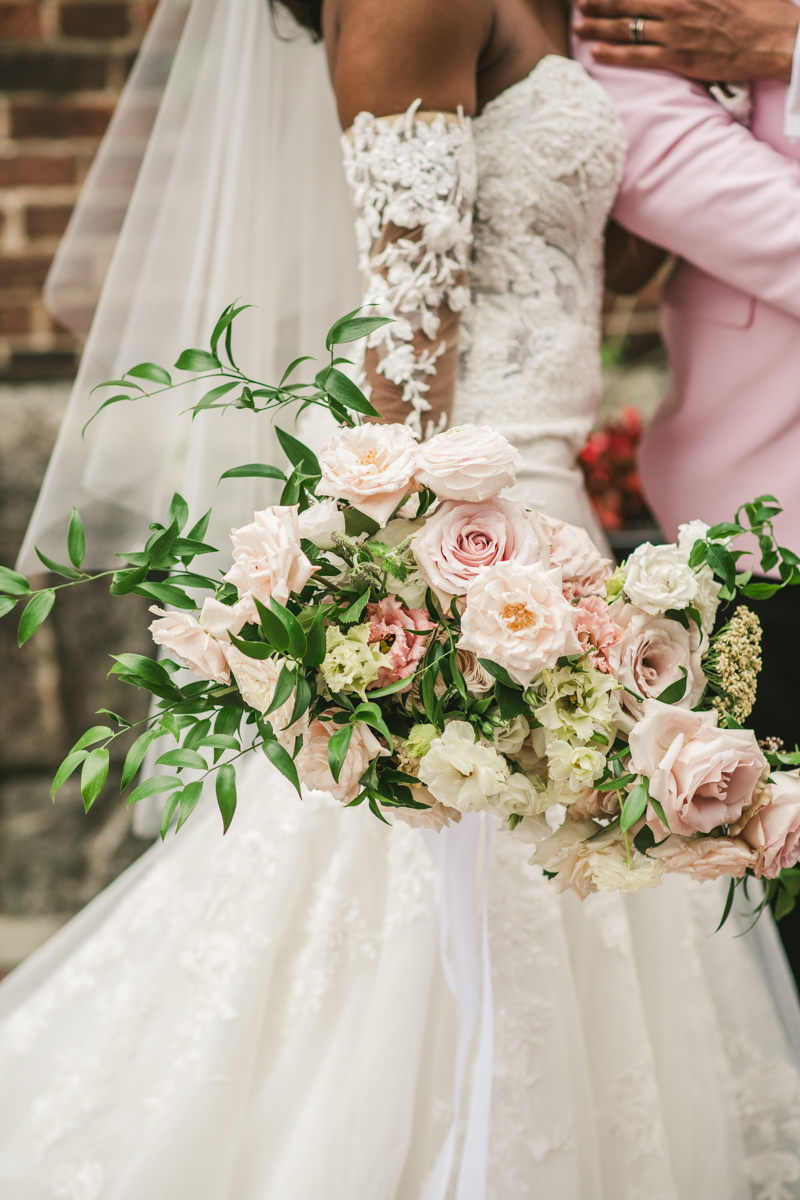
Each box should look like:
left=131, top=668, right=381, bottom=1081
left=342, top=102, right=477, bottom=433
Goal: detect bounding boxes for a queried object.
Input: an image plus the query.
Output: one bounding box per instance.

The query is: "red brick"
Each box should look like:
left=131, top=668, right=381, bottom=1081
left=0, top=156, right=75, bottom=186
left=60, top=3, right=130, bottom=38
left=11, top=101, right=114, bottom=139
left=0, top=3, right=41, bottom=38
left=0, top=255, right=53, bottom=289
left=25, top=205, right=73, bottom=237
left=0, top=50, right=108, bottom=92
left=0, top=306, right=31, bottom=334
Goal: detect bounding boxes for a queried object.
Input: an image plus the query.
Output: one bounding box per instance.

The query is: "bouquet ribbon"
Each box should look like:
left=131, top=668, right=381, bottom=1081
left=421, top=812, right=494, bottom=1200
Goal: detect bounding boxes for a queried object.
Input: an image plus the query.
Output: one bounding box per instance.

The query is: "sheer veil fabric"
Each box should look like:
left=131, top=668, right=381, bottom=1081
left=19, top=0, right=359, bottom=574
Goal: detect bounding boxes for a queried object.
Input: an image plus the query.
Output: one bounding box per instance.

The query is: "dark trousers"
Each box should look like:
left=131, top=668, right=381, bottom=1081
left=733, top=580, right=800, bottom=986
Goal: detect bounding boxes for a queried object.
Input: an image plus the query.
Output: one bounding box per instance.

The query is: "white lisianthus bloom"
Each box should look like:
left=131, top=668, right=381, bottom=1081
left=297, top=497, right=346, bottom=550
left=319, top=623, right=390, bottom=699
left=533, top=665, right=617, bottom=742
left=491, top=772, right=542, bottom=817
left=418, top=720, right=509, bottom=812
left=677, top=519, right=710, bottom=559
left=403, top=723, right=439, bottom=761
left=622, top=542, right=699, bottom=615
left=546, top=738, right=607, bottom=792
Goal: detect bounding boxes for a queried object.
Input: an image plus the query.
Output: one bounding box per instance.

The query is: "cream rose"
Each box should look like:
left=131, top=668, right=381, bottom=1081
left=223, top=648, right=308, bottom=752
left=648, top=835, right=757, bottom=881
left=455, top=648, right=494, bottom=695
left=418, top=720, right=509, bottom=812
left=392, top=792, right=463, bottom=831
left=459, top=562, right=582, bottom=689
left=148, top=600, right=246, bottom=686
left=295, top=718, right=384, bottom=804
left=536, top=512, right=612, bottom=598
left=224, top=504, right=316, bottom=610
left=491, top=772, right=542, bottom=818
left=676, top=519, right=710, bottom=558
left=609, top=601, right=705, bottom=732
left=412, top=496, right=542, bottom=604
left=317, top=423, right=419, bottom=526
left=622, top=542, right=699, bottom=615
left=741, top=770, right=800, bottom=878
left=297, top=497, right=346, bottom=550
left=628, top=699, right=768, bottom=837
left=414, top=424, right=520, bottom=502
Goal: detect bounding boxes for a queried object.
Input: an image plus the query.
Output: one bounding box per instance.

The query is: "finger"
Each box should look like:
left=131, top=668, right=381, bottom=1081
left=573, top=15, right=668, bottom=45
left=587, top=42, right=678, bottom=69
left=578, top=0, right=667, bottom=19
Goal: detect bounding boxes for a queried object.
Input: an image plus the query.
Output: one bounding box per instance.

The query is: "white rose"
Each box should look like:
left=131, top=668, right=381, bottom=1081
left=491, top=714, right=530, bottom=756
left=418, top=720, right=509, bottom=813
left=317, top=423, right=419, bottom=526
left=297, top=498, right=346, bottom=550
left=622, top=542, right=699, bottom=615
left=491, top=772, right=542, bottom=818
left=414, top=425, right=520, bottom=503
left=693, top=565, right=722, bottom=637
left=609, top=601, right=706, bottom=732
left=677, top=519, right=710, bottom=559
left=224, top=505, right=316, bottom=609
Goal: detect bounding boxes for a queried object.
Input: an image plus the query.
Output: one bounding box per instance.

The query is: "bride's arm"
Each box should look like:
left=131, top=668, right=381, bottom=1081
left=327, top=0, right=488, bottom=434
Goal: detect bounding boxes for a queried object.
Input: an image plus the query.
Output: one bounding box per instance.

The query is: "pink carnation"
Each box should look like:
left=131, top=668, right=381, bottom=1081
left=573, top=595, right=622, bottom=674
left=366, top=596, right=433, bottom=689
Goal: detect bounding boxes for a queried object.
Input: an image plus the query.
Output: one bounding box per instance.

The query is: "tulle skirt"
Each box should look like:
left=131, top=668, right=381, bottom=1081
left=1, top=754, right=800, bottom=1200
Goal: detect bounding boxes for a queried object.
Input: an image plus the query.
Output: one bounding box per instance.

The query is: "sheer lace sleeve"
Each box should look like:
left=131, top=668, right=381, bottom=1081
left=342, top=102, right=477, bottom=436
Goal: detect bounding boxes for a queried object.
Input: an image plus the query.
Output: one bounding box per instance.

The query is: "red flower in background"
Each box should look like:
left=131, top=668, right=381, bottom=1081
left=579, top=407, right=650, bottom=532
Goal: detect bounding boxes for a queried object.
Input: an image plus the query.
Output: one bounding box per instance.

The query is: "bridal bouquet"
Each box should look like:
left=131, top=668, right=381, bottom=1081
left=2, top=305, right=799, bottom=923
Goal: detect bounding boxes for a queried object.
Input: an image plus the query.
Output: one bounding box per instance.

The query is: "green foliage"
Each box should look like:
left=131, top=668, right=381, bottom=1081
left=18, top=589, right=55, bottom=645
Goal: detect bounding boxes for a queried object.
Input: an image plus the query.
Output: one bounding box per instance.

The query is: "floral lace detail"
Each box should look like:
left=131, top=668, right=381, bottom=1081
left=342, top=102, right=476, bottom=433
left=452, top=56, right=627, bottom=493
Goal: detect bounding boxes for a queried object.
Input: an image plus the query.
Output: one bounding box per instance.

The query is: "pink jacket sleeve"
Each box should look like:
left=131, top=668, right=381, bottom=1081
left=573, top=41, right=800, bottom=318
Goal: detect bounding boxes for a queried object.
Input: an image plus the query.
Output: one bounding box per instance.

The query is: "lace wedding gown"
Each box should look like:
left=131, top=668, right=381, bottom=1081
left=2, top=55, right=800, bottom=1200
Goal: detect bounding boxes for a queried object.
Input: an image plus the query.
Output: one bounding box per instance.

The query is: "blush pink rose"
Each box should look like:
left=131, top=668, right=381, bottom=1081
left=628, top=699, right=768, bottom=837
left=223, top=649, right=308, bottom=752
left=536, top=512, right=612, bottom=598
left=295, top=717, right=384, bottom=804
left=317, top=423, right=419, bottom=526
left=366, top=595, right=433, bottom=689
left=609, top=601, right=705, bottom=731
left=414, top=425, right=520, bottom=502
left=148, top=597, right=249, bottom=685
left=648, top=835, right=757, bottom=881
left=573, top=595, right=622, bottom=674
left=742, top=770, right=800, bottom=878
left=224, top=505, right=315, bottom=609
left=392, top=787, right=463, bottom=831
left=459, top=562, right=582, bottom=689
left=412, top=497, right=542, bottom=603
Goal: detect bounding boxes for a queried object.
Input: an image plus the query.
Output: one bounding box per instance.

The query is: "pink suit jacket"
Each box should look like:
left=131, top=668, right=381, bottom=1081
left=574, top=39, right=800, bottom=556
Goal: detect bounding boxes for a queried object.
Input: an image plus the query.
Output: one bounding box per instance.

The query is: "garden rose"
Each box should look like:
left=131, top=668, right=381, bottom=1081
left=573, top=595, right=622, bottom=674
left=677, top=520, right=710, bottom=558
left=297, top=497, right=346, bottom=550
left=414, top=424, right=520, bottom=502
left=295, top=718, right=384, bottom=804
left=418, top=720, right=509, bottom=812
left=459, top=562, right=582, bottom=688
left=393, top=794, right=463, bottom=831
left=491, top=772, right=541, bottom=817
left=456, top=648, right=494, bottom=695
left=628, top=700, right=768, bottom=837
left=609, top=602, right=705, bottom=731
left=412, top=497, right=542, bottom=603
left=366, top=596, right=433, bottom=688
left=317, top=423, right=419, bottom=526
left=536, top=512, right=612, bottom=598
left=741, top=770, right=800, bottom=878
left=223, top=649, right=308, bottom=752
left=648, top=835, right=757, bottom=881
left=224, top=505, right=315, bottom=609
left=149, top=605, right=235, bottom=686
left=623, top=542, right=699, bottom=615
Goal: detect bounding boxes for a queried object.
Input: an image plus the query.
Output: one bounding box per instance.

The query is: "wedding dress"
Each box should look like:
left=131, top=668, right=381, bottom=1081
left=3, top=51, right=800, bottom=1200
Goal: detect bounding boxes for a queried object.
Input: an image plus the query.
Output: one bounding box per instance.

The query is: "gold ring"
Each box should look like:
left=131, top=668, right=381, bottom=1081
left=630, top=15, right=646, bottom=43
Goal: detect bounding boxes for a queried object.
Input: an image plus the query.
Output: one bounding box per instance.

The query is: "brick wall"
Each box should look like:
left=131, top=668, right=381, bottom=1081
left=0, top=0, right=155, bottom=380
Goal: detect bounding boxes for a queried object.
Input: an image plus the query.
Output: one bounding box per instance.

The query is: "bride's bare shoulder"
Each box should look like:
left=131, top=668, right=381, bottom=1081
left=325, top=0, right=492, bottom=127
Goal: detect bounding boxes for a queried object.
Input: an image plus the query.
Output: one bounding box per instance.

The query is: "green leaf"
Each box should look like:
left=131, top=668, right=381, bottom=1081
left=344, top=508, right=380, bottom=538
left=715, top=877, right=737, bottom=932
left=477, top=658, right=522, bottom=691
left=176, top=781, right=204, bottom=831
left=595, top=773, right=638, bottom=792
left=303, top=606, right=327, bottom=667
left=275, top=426, right=320, bottom=476
left=51, top=749, right=89, bottom=798
left=128, top=361, right=171, bottom=386
left=341, top=590, right=369, bottom=625
left=81, top=747, right=109, bottom=812
left=167, top=492, right=190, bottom=533
left=707, top=522, right=743, bottom=540
left=215, top=707, right=243, bottom=739
left=287, top=672, right=313, bottom=728
left=657, top=667, right=688, bottom=705
left=174, top=348, right=220, bottom=372
left=664, top=608, right=689, bottom=629
left=156, top=748, right=207, bottom=771
left=706, top=543, right=736, bottom=591
left=186, top=509, right=212, bottom=544
left=327, top=725, right=354, bottom=782
left=35, top=548, right=83, bottom=579
left=134, top=581, right=196, bottom=610
left=326, top=311, right=392, bottom=349
left=160, top=790, right=181, bottom=838
left=173, top=536, right=217, bottom=558
left=251, top=596, right=289, bottom=651
left=216, top=763, right=237, bottom=832
left=219, top=462, right=287, bottom=483
left=210, top=302, right=252, bottom=360
left=269, top=596, right=306, bottom=660
left=350, top=701, right=393, bottom=747
left=620, top=781, right=649, bottom=833
left=366, top=674, right=416, bottom=699
left=129, top=774, right=182, bottom=804
left=146, top=519, right=180, bottom=566
left=633, top=825, right=656, bottom=855
left=109, top=654, right=174, bottom=691
left=265, top=664, right=296, bottom=717
left=649, top=795, right=670, bottom=830
left=0, top=596, right=17, bottom=619
left=262, top=739, right=301, bottom=795
left=197, top=734, right=240, bottom=751
left=18, top=589, right=55, bottom=645
left=321, top=367, right=380, bottom=417
left=496, top=682, right=527, bottom=721
left=70, top=725, right=113, bottom=754
left=739, top=582, right=782, bottom=600
left=0, top=565, right=30, bottom=596
left=121, top=728, right=162, bottom=791
left=228, top=631, right=274, bottom=660
left=81, top=392, right=137, bottom=435
left=192, top=379, right=237, bottom=416
left=368, top=795, right=393, bottom=825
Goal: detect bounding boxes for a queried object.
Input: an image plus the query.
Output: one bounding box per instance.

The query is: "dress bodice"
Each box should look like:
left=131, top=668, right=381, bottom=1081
left=453, top=56, right=627, bottom=529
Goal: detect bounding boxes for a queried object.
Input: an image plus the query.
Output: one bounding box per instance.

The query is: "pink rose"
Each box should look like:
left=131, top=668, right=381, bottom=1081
left=459, top=562, right=582, bottom=689
left=628, top=700, right=768, bottom=837
left=317, top=424, right=419, bottom=526
left=609, top=601, right=705, bottom=731
left=224, top=505, right=315, bottom=609
left=648, top=835, right=757, bottom=881
left=412, top=497, right=542, bottom=604
left=573, top=595, right=622, bottom=674
left=742, top=770, right=800, bottom=878
left=536, top=512, right=612, bottom=598
left=392, top=788, right=462, bottom=831
left=223, top=649, right=308, bottom=752
left=414, top=424, right=520, bottom=502
left=366, top=595, right=433, bottom=689
left=295, top=717, right=384, bottom=804
left=148, top=596, right=249, bottom=685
